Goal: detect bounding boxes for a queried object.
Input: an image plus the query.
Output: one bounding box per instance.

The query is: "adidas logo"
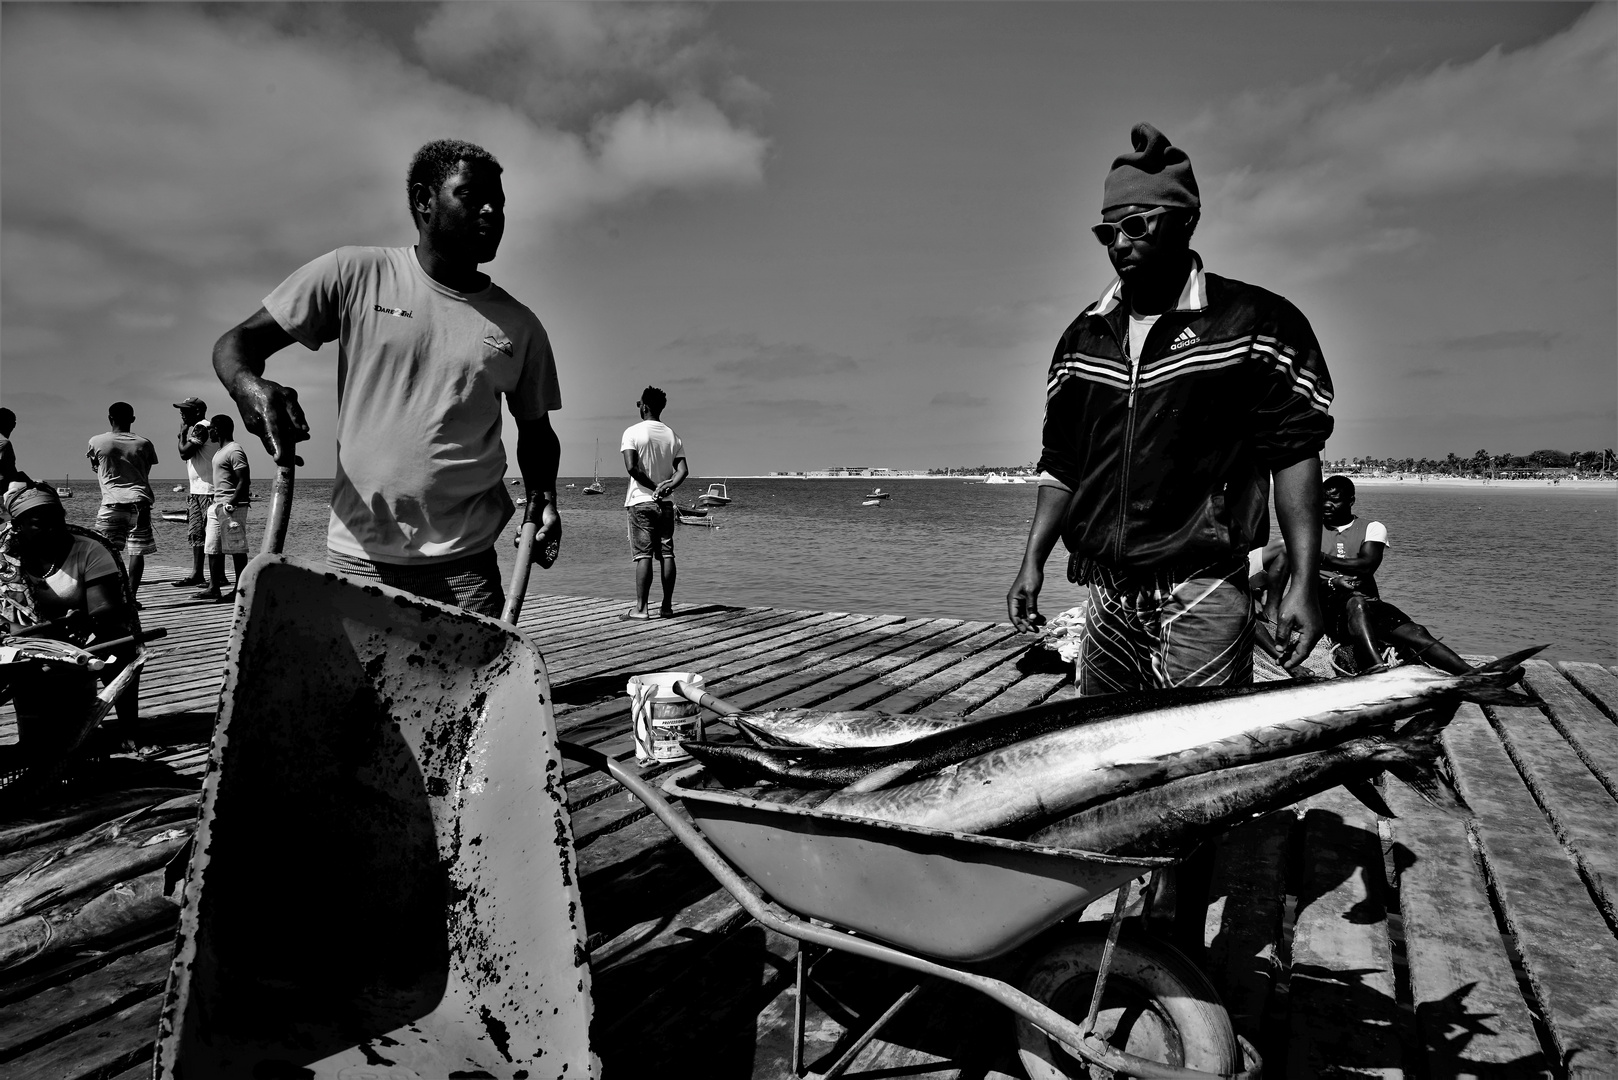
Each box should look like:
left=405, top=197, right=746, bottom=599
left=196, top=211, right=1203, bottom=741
left=1168, top=327, right=1199, bottom=352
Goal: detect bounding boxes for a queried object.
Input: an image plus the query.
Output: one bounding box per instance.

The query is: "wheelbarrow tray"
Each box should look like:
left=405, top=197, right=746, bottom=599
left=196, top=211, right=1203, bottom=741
left=663, top=764, right=1171, bottom=963
left=155, top=555, right=596, bottom=1079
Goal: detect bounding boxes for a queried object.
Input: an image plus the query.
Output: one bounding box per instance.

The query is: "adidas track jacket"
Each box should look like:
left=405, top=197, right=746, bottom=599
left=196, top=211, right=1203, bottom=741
left=1037, top=256, right=1334, bottom=572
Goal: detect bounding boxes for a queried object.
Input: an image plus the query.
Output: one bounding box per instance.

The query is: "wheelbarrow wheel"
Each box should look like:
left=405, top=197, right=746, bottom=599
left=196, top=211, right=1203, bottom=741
left=1015, top=928, right=1238, bottom=1079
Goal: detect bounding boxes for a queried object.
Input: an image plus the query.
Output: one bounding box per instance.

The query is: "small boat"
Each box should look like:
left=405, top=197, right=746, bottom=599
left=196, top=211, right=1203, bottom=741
left=582, top=439, right=606, bottom=496
left=173, top=484, right=186, bottom=494
left=162, top=510, right=189, bottom=522
left=983, top=473, right=1030, bottom=485
left=864, top=488, right=890, bottom=501
left=56, top=475, right=73, bottom=498
left=696, top=483, right=732, bottom=507
left=510, top=478, right=521, bottom=486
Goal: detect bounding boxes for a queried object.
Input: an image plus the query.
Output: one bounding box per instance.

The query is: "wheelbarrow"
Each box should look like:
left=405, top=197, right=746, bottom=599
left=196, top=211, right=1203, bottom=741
left=561, top=742, right=1262, bottom=1079
left=154, top=466, right=596, bottom=1078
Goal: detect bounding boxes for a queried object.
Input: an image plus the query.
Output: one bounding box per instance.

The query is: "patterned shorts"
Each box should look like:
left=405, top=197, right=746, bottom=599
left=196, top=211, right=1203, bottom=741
left=96, top=503, right=157, bottom=557
left=1079, top=557, right=1254, bottom=695
left=203, top=502, right=250, bottom=555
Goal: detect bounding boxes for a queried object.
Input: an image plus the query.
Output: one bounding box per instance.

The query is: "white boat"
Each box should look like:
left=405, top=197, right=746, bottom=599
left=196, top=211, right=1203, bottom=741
left=56, top=475, right=74, bottom=498
left=864, top=488, right=890, bottom=500
left=982, top=473, right=1030, bottom=484
left=162, top=510, right=188, bottom=523
left=583, top=439, right=606, bottom=495
left=862, top=487, right=890, bottom=507
left=696, top=483, right=732, bottom=507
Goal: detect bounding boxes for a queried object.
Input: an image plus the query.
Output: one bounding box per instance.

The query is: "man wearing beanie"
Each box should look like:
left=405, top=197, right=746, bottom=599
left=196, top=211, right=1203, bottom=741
left=1008, top=123, right=1333, bottom=689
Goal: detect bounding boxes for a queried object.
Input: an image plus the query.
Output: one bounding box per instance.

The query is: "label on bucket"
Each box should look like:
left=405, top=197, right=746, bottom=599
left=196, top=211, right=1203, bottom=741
left=629, top=672, right=706, bottom=765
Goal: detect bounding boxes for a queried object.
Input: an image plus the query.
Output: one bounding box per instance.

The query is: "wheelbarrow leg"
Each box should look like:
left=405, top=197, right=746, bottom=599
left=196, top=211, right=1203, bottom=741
left=793, top=943, right=812, bottom=1076
left=819, top=980, right=925, bottom=1080
left=1082, top=877, right=1133, bottom=1037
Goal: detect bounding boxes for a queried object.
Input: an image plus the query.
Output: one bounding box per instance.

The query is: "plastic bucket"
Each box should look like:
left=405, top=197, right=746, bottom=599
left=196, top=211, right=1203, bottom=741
left=627, top=671, right=705, bottom=765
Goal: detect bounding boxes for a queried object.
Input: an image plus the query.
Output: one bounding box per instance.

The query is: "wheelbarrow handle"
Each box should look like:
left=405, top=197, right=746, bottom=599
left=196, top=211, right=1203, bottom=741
left=501, top=520, right=538, bottom=625
left=261, top=463, right=296, bottom=557
left=670, top=680, right=743, bottom=717
left=556, top=740, right=1256, bottom=1080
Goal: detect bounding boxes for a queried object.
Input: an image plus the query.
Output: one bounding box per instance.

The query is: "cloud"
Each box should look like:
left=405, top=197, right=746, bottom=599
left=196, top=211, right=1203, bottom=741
left=930, top=392, right=989, bottom=408
left=909, top=298, right=1065, bottom=349
left=665, top=331, right=859, bottom=381
left=1437, top=329, right=1561, bottom=352
left=1185, top=5, right=1616, bottom=278
left=0, top=391, right=71, bottom=410
left=1402, top=367, right=1453, bottom=380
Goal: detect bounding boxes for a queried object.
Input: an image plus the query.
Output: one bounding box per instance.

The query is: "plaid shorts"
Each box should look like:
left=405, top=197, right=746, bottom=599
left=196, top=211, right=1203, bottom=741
left=1079, top=556, right=1254, bottom=695
left=184, top=493, right=210, bottom=547
left=96, top=503, right=157, bottom=557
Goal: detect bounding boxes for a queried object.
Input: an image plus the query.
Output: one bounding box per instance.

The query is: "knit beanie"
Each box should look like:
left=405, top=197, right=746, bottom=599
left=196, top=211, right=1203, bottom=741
left=1102, top=123, right=1200, bottom=212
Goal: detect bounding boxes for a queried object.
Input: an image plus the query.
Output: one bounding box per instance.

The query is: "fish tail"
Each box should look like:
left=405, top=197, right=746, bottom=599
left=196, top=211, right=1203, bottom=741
left=1472, top=644, right=1549, bottom=674
left=1377, top=711, right=1468, bottom=816
left=1454, top=645, right=1547, bottom=704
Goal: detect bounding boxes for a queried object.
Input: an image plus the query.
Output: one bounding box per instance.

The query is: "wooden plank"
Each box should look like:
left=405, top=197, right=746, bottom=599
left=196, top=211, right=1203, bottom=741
left=967, top=671, right=1067, bottom=714
left=0, top=945, right=169, bottom=1061
left=3, top=993, right=160, bottom=1080
left=809, top=623, right=1017, bottom=712
left=1202, top=810, right=1293, bottom=1049
left=1381, top=777, right=1549, bottom=1076
left=872, top=635, right=1033, bottom=713
left=1489, top=704, right=1618, bottom=926
left=1444, top=704, right=1618, bottom=1074
left=1558, top=661, right=1618, bottom=721
left=1520, top=662, right=1618, bottom=800
left=741, top=619, right=970, bottom=711
left=1286, top=787, right=1405, bottom=1078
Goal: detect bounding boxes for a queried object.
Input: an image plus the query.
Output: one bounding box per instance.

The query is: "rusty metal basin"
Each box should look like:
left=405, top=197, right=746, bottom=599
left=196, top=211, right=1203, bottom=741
left=155, top=555, right=596, bottom=1079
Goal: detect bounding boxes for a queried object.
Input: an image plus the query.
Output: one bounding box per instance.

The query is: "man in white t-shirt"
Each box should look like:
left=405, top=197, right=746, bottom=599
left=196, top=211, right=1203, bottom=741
left=210, top=139, right=562, bottom=617
left=620, top=387, right=687, bottom=620
left=170, top=397, right=220, bottom=588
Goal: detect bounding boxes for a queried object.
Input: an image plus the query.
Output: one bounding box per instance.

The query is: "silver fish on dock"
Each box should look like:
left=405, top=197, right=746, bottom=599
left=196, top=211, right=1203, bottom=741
left=0, top=867, right=178, bottom=970
left=1026, top=707, right=1461, bottom=857
left=685, top=682, right=1274, bottom=790
left=815, top=648, right=1542, bottom=835
left=733, top=707, right=968, bottom=748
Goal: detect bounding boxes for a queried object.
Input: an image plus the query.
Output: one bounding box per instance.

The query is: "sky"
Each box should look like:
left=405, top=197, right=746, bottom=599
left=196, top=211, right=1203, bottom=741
left=3, top=1, right=1614, bottom=482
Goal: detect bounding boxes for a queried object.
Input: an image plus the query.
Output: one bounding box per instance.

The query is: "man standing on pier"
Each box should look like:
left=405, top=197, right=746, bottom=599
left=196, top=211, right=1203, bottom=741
left=170, top=396, right=219, bottom=588
left=86, top=401, right=158, bottom=602
left=1008, top=123, right=1334, bottom=687
left=620, top=387, right=687, bottom=620
left=211, top=139, right=562, bottom=617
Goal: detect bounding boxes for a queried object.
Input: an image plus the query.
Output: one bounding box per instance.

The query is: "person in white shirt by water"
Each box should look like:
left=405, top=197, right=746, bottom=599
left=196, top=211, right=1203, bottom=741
left=620, top=387, right=688, bottom=620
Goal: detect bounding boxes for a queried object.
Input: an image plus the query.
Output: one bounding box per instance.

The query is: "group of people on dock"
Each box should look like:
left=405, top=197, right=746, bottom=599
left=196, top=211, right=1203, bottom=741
left=2, top=125, right=1470, bottom=757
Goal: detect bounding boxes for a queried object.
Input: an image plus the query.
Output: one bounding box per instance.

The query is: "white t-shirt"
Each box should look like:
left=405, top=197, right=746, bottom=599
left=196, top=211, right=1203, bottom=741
left=264, top=246, right=562, bottom=564
left=26, top=535, right=121, bottom=621
left=184, top=427, right=222, bottom=496
left=1127, top=309, right=1162, bottom=360
left=1327, top=518, right=1389, bottom=546
left=620, top=420, right=685, bottom=507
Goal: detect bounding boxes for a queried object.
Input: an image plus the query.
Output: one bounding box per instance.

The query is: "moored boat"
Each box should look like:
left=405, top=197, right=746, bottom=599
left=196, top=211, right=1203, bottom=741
left=697, top=483, right=732, bottom=507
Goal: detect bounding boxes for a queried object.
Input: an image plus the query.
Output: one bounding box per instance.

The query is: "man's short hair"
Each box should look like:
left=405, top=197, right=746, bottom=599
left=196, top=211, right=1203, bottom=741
left=0, top=407, right=15, bottom=429
left=1323, top=475, right=1356, bottom=498
left=407, top=139, right=502, bottom=221
left=210, top=414, right=236, bottom=439
left=109, top=401, right=135, bottom=423
left=640, top=386, right=668, bottom=414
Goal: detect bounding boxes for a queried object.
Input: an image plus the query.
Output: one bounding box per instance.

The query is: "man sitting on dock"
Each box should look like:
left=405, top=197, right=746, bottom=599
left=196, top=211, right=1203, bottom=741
left=1008, top=122, right=1333, bottom=687
left=211, top=139, right=562, bottom=617
left=1266, top=475, right=1474, bottom=675
left=620, top=386, right=688, bottom=620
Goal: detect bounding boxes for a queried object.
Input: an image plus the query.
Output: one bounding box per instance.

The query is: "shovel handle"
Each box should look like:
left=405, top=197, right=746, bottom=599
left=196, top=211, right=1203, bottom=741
left=260, top=463, right=296, bottom=556
left=671, top=680, right=743, bottom=716
left=502, top=520, right=538, bottom=625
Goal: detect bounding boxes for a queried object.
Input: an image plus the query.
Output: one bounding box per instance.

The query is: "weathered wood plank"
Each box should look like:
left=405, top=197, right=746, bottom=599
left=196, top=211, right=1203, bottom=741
left=0, top=945, right=169, bottom=1061
left=1444, top=704, right=1618, bottom=1074
left=1286, top=787, right=1405, bottom=1079
left=1558, top=661, right=1618, bottom=722
left=872, top=635, right=1034, bottom=713
left=3, top=993, right=160, bottom=1080
left=1203, top=810, right=1293, bottom=1050
left=1380, top=777, right=1549, bottom=1076
left=1520, top=662, right=1618, bottom=800
left=747, top=619, right=971, bottom=711
left=1488, top=704, right=1618, bottom=927
left=808, top=623, right=1018, bottom=713
left=969, top=671, right=1068, bottom=713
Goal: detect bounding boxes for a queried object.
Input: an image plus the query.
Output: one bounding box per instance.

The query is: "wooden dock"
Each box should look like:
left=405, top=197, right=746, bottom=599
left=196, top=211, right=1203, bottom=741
left=3, top=567, right=1616, bottom=1079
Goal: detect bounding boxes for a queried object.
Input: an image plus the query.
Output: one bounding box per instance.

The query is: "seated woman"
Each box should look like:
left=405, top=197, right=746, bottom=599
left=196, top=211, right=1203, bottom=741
left=1, top=483, right=142, bottom=753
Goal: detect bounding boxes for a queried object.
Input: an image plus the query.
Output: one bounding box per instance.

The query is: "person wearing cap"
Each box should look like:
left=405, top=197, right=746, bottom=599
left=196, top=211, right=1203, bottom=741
left=1008, top=123, right=1333, bottom=688
left=210, top=138, right=561, bottom=617
left=171, top=396, right=221, bottom=588
left=0, top=483, right=143, bottom=742
left=86, top=402, right=159, bottom=602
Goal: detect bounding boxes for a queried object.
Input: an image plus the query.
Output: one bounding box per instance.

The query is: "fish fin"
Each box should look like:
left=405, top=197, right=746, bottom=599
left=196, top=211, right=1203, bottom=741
left=733, top=718, right=788, bottom=748
left=1379, top=719, right=1470, bottom=816
left=838, top=759, right=920, bottom=794
left=1345, top=779, right=1395, bottom=819
left=1472, top=645, right=1550, bottom=674
left=1457, top=681, right=1530, bottom=707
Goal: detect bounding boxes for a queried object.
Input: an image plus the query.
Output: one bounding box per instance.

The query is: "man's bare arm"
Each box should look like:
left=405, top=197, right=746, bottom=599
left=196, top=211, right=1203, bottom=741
left=1320, top=540, right=1385, bottom=579
left=1272, top=455, right=1324, bottom=671
left=213, top=307, right=308, bottom=466
left=515, top=414, right=561, bottom=559
left=1006, top=483, right=1072, bottom=632
left=659, top=456, right=689, bottom=500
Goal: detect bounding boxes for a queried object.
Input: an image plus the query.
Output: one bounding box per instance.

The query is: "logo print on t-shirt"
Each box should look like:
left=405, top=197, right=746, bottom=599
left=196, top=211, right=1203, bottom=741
left=374, top=304, right=413, bottom=319
left=483, top=335, right=514, bottom=356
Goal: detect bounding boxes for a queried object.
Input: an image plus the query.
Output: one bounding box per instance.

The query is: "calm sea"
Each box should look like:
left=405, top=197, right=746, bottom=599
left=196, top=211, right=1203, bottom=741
left=57, top=477, right=1617, bottom=661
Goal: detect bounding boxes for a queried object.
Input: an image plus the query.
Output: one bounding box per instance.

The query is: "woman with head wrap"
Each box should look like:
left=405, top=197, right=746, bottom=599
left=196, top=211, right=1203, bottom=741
left=1, top=483, right=142, bottom=751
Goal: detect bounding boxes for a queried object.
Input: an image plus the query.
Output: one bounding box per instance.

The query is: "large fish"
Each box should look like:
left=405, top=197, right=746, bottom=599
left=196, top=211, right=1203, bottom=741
left=0, top=867, right=178, bottom=970
left=684, top=683, right=1287, bottom=790
left=815, top=648, right=1541, bottom=834
left=1027, top=708, right=1461, bottom=857
left=731, top=707, right=969, bottom=748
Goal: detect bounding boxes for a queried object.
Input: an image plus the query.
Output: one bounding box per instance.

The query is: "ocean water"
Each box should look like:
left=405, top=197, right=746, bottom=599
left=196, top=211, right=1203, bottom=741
left=56, top=477, right=1617, bottom=661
